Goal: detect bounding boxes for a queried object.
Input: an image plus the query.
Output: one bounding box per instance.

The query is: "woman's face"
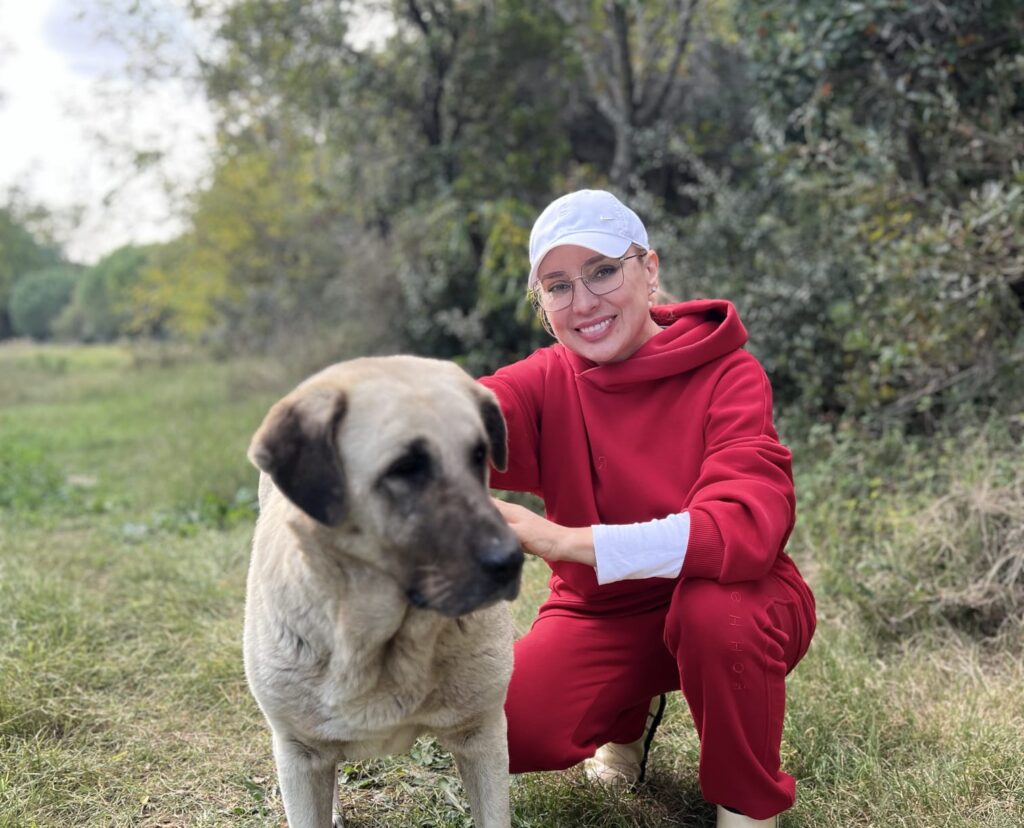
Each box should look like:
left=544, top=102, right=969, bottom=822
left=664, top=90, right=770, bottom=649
left=537, top=244, right=661, bottom=365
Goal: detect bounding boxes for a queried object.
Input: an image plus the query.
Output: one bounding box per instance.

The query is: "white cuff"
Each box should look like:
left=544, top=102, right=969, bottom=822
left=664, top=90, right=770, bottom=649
left=592, top=512, right=690, bottom=586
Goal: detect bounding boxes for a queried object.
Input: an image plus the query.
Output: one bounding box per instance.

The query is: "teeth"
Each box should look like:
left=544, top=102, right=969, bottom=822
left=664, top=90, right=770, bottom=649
left=579, top=319, right=612, bottom=335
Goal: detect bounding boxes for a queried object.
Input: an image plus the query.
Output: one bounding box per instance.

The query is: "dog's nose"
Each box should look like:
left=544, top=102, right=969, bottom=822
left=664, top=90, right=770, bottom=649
left=478, top=537, right=524, bottom=584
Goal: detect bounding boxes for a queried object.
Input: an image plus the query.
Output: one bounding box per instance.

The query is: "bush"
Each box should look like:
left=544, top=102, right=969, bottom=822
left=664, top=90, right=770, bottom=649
left=9, top=266, right=79, bottom=340
left=392, top=195, right=549, bottom=375
left=55, top=246, right=150, bottom=342
left=668, top=153, right=1024, bottom=428
left=0, top=204, right=62, bottom=338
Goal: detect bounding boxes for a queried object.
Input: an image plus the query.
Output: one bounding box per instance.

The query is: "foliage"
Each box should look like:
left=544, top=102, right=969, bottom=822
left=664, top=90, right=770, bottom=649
left=472, top=198, right=553, bottom=372
left=675, top=164, right=1024, bottom=423
left=54, top=245, right=152, bottom=341
left=550, top=0, right=701, bottom=189
left=129, top=136, right=405, bottom=368
left=9, top=266, right=79, bottom=340
left=77, top=0, right=1024, bottom=432
left=737, top=0, right=1024, bottom=198
left=392, top=195, right=549, bottom=373
left=172, top=0, right=577, bottom=368
left=0, top=203, right=62, bottom=337
left=669, top=0, right=1024, bottom=425
left=836, top=179, right=1024, bottom=422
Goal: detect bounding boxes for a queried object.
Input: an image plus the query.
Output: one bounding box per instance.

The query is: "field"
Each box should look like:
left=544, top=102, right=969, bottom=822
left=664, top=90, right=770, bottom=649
left=1, top=342, right=1022, bottom=827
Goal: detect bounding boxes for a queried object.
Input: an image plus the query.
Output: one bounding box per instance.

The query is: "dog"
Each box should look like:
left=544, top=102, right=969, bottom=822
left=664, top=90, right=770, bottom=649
left=244, top=356, right=524, bottom=828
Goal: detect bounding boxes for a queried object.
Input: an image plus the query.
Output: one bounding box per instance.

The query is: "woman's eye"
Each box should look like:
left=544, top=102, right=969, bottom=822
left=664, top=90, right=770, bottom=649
left=589, top=265, right=617, bottom=281
left=546, top=281, right=571, bottom=295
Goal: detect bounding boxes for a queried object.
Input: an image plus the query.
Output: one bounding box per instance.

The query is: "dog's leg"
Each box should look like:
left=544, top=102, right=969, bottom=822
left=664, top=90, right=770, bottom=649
left=443, top=709, right=511, bottom=828
left=332, top=774, right=345, bottom=828
left=272, top=732, right=338, bottom=828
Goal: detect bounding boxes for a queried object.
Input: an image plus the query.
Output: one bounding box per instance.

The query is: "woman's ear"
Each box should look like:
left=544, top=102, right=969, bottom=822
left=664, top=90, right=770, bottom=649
left=643, top=248, right=661, bottom=294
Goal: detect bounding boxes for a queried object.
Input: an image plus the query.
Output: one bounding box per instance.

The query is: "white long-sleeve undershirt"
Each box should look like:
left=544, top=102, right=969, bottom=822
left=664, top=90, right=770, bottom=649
left=591, top=512, right=691, bottom=585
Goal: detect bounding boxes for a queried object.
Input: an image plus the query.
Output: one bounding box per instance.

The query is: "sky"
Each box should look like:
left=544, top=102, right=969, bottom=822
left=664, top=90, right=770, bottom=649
left=0, top=0, right=214, bottom=264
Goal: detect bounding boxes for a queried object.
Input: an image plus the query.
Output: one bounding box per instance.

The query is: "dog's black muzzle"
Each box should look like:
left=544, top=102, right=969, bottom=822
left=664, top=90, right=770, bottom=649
left=405, top=532, right=524, bottom=617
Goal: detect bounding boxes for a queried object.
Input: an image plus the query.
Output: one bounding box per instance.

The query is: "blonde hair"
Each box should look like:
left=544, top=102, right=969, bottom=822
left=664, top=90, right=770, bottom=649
left=528, top=288, right=556, bottom=338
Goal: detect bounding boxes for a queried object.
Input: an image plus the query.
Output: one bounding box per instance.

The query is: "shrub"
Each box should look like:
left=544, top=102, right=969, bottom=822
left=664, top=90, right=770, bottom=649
left=55, top=246, right=150, bottom=342
left=392, top=195, right=548, bottom=375
left=9, top=266, right=79, bottom=340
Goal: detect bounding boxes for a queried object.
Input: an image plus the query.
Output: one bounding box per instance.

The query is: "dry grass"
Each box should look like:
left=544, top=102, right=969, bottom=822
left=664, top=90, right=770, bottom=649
left=1, top=343, right=1022, bottom=826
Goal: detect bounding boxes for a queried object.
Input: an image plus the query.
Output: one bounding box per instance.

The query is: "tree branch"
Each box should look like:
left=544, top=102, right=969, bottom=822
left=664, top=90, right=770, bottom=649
left=608, top=1, right=635, bottom=121
left=636, top=0, right=698, bottom=126
left=551, top=3, right=619, bottom=123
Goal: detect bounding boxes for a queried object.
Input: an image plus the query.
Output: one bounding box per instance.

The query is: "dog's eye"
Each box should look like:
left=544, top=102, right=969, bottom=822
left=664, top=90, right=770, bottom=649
left=469, top=441, right=488, bottom=476
left=384, top=445, right=432, bottom=486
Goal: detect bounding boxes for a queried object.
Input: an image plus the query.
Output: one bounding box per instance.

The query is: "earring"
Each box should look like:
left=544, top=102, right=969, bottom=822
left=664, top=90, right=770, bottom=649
left=649, top=286, right=657, bottom=294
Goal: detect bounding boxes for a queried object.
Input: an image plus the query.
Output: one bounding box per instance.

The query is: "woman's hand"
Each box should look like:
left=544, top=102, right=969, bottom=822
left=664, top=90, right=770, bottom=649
left=491, top=498, right=595, bottom=567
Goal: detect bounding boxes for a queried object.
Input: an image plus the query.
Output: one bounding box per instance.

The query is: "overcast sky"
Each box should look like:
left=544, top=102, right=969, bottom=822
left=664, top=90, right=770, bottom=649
left=0, top=0, right=214, bottom=263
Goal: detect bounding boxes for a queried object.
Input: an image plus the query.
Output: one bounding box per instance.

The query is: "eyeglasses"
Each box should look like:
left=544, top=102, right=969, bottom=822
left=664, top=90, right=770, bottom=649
left=532, top=252, right=647, bottom=312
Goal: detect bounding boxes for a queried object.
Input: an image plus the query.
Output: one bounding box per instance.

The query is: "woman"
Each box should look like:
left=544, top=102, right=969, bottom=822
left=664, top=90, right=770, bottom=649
left=481, top=189, right=816, bottom=827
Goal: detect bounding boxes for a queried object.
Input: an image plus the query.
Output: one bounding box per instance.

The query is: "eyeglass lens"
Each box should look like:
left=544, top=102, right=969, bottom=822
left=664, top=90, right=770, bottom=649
left=538, top=260, right=625, bottom=311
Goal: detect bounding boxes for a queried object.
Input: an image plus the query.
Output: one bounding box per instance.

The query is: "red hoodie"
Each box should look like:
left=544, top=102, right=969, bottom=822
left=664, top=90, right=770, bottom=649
left=481, top=299, right=813, bottom=616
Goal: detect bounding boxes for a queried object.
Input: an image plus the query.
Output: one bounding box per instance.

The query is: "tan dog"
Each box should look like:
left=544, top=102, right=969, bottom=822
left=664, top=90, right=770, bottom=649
left=244, top=356, right=523, bottom=828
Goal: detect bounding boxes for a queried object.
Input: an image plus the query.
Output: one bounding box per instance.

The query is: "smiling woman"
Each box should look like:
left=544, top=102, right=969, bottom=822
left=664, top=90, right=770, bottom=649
left=482, top=189, right=817, bottom=827
left=534, top=244, right=661, bottom=364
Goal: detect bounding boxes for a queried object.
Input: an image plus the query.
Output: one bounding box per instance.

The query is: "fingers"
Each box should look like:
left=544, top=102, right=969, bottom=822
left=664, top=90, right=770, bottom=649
left=491, top=497, right=527, bottom=521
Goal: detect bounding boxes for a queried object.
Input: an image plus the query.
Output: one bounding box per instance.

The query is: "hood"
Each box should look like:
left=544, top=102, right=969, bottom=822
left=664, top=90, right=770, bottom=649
left=560, top=299, right=748, bottom=390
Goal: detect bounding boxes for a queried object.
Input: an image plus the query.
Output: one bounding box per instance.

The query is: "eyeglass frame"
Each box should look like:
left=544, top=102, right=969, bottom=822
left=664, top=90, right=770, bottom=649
left=530, top=250, right=649, bottom=313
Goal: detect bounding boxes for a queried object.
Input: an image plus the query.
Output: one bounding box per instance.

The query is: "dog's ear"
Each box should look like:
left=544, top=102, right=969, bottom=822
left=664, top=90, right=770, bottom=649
left=248, top=384, right=348, bottom=526
left=474, top=387, right=508, bottom=473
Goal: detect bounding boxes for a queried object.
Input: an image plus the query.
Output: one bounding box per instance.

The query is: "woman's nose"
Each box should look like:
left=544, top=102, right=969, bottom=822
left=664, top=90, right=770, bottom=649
left=571, top=279, right=600, bottom=312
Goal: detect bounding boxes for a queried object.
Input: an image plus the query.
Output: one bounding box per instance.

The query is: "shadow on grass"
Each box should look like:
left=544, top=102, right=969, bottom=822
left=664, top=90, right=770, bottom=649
left=643, top=770, right=716, bottom=827
left=509, top=764, right=712, bottom=828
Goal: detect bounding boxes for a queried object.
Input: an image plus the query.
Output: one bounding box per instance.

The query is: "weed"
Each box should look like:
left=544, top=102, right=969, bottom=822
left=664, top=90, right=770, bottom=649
left=0, top=443, right=64, bottom=511
left=795, top=421, right=1024, bottom=645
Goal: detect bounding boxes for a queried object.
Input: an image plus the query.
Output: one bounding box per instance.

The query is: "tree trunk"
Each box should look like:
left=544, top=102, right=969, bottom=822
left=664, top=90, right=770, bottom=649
left=552, top=0, right=699, bottom=191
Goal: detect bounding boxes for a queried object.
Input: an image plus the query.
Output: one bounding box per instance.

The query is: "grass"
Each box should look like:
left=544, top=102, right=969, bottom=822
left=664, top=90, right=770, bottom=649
left=1, top=341, right=1022, bottom=826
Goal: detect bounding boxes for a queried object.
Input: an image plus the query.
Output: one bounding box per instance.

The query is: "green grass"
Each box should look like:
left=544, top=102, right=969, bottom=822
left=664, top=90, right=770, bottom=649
left=1, top=341, right=1022, bottom=826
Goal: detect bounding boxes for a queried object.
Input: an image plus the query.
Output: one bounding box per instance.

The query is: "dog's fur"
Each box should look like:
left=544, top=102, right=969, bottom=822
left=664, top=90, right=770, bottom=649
left=244, top=356, right=523, bottom=828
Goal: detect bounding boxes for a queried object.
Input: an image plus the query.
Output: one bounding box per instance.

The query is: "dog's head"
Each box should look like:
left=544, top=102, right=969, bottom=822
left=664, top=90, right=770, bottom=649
left=248, top=356, right=523, bottom=617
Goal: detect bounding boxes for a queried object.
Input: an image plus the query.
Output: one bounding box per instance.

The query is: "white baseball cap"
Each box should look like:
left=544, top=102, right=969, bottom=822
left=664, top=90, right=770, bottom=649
left=528, top=189, right=649, bottom=288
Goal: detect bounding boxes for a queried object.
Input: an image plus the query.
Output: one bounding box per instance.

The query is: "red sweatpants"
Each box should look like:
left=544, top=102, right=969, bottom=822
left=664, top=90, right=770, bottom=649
left=505, top=572, right=815, bottom=820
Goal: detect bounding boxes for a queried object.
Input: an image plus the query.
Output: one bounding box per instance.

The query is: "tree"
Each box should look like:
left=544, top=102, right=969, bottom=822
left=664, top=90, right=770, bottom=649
left=158, top=0, right=573, bottom=366
left=55, top=245, right=151, bottom=341
left=550, top=0, right=700, bottom=189
left=683, top=0, right=1024, bottom=424
left=0, top=204, right=62, bottom=338
left=9, top=266, right=79, bottom=340
left=737, top=0, right=1024, bottom=200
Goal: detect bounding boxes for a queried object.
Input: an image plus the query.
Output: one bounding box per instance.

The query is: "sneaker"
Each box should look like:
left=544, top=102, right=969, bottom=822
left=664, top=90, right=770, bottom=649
left=583, top=694, right=667, bottom=787
left=716, top=805, right=780, bottom=827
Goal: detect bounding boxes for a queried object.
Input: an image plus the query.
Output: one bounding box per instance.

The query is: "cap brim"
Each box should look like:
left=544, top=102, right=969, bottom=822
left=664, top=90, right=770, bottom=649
left=528, top=232, right=635, bottom=287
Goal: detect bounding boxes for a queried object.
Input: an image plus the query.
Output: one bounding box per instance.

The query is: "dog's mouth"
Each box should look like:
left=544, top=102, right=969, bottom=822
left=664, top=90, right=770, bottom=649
left=406, top=587, right=429, bottom=609
left=405, top=556, right=523, bottom=618
left=406, top=583, right=519, bottom=618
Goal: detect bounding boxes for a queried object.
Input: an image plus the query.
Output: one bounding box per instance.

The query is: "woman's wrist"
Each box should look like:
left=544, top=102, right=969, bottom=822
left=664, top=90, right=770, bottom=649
left=559, top=525, right=596, bottom=567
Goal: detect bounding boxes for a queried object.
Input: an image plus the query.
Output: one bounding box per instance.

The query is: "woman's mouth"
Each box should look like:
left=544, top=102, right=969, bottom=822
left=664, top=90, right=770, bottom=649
left=575, top=316, right=615, bottom=341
